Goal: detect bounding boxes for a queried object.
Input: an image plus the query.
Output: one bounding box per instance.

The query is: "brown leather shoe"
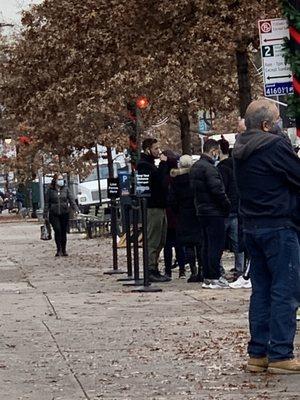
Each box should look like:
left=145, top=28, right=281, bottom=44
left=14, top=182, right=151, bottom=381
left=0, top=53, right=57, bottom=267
left=246, top=357, right=268, bottom=372
left=268, top=359, right=300, bottom=374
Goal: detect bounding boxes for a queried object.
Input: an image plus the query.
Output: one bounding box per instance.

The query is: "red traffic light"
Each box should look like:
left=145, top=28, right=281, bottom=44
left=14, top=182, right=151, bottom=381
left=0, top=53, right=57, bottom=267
left=136, top=96, right=149, bottom=110
left=19, top=135, right=31, bottom=145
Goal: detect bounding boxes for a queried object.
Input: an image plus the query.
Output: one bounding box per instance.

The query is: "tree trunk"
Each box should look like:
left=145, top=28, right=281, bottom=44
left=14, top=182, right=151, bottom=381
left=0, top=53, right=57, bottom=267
left=107, top=146, right=114, bottom=178
left=179, top=107, right=191, bottom=155
left=236, top=48, right=252, bottom=117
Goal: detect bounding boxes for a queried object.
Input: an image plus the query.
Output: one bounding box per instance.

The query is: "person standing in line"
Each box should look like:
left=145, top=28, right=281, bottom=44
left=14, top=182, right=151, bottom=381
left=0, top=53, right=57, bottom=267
left=44, top=174, right=79, bottom=257
left=0, top=190, right=4, bottom=214
left=190, top=139, right=231, bottom=289
left=217, top=137, right=244, bottom=278
left=137, top=138, right=170, bottom=283
left=163, top=152, right=186, bottom=279
left=233, top=99, right=300, bottom=374
left=169, top=155, right=203, bottom=282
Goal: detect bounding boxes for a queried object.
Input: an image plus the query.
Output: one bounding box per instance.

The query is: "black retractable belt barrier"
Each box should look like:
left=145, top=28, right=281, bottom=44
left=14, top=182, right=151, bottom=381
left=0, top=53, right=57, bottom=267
left=123, top=196, right=143, bottom=286
left=132, top=197, right=162, bottom=293
left=117, top=203, right=134, bottom=282
left=104, top=199, right=126, bottom=275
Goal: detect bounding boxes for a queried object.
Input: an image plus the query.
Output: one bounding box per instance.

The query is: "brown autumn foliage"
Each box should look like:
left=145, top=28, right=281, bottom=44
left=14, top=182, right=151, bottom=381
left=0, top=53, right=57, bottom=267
left=0, top=0, right=280, bottom=175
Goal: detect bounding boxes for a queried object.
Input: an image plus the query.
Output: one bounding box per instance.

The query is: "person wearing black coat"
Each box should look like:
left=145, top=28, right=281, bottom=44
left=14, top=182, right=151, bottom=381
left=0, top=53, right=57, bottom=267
left=233, top=99, right=300, bottom=372
left=137, top=138, right=170, bottom=283
left=169, top=155, right=203, bottom=282
left=0, top=190, right=4, bottom=213
left=163, top=154, right=186, bottom=279
left=217, top=141, right=244, bottom=277
left=190, top=139, right=231, bottom=289
left=44, top=174, right=79, bottom=257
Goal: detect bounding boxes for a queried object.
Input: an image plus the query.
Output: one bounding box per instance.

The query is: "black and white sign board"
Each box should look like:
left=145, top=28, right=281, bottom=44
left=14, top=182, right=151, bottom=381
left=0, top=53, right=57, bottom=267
left=107, top=178, right=120, bottom=199
left=135, top=174, right=151, bottom=198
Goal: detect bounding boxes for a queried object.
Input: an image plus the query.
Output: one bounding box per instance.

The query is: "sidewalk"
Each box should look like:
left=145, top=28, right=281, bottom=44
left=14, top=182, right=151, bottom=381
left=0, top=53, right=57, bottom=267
left=0, top=221, right=299, bottom=400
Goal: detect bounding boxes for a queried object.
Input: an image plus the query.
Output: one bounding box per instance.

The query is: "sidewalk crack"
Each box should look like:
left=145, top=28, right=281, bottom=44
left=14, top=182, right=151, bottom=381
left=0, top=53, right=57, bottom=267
left=42, top=320, right=91, bottom=400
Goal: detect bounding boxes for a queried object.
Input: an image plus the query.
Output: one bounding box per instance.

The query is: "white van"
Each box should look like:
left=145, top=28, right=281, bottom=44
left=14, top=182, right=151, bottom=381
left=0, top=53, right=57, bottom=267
left=77, top=154, right=127, bottom=211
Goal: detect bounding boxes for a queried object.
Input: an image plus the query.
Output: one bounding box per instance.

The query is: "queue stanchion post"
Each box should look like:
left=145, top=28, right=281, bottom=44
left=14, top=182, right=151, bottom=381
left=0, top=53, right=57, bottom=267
left=117, top=203, right=134, bottom=282
left=104, top=185, right=126, bottom=275
left=86, top=220, right=92, bottom=239
left=123, top=196, right=143, bottom=286
left=131, top=182, right=162, bottom=293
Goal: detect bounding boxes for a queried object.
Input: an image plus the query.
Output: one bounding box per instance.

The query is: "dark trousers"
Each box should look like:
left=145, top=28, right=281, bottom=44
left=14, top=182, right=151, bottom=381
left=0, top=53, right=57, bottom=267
left=49, top=213, right=69, bottom=253
left=164, top=228, right=185, bottom=275
left=224, top=215, right=244, bottom=274
left=199, top=216, right=226, bottom=280
left=185, top=244, right=202, bottom=277
left=244, top=227, right=300, bottom=361
left=31, top=202, right=38, bottom=218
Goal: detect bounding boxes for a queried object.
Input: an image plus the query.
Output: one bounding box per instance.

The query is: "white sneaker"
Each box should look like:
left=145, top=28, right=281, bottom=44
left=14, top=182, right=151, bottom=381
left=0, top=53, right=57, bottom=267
left=202, top=277, right=229, bottom=289
left=202, top=279, right=212, bottom=289
left=229, top=275, right=252, bottom=289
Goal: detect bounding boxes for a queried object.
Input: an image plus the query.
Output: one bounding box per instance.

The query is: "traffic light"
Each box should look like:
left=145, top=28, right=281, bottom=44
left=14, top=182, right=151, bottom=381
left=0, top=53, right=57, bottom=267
left=126, top=97, right=149, bottom=169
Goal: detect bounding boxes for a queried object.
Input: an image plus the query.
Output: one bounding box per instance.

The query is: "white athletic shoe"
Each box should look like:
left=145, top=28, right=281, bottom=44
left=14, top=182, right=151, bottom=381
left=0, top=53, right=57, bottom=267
left=229, top=275, right=252, bottom=289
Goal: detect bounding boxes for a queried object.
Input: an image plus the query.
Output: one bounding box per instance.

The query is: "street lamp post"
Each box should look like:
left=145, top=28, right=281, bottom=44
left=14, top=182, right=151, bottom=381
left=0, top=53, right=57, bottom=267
left=94, top=143, right=102, bottom=212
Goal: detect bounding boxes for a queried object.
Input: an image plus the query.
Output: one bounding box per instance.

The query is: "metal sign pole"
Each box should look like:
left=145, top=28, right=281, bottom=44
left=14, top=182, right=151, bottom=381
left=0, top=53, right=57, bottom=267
left=117, top=203, right=134, bottom=282
left=104, top=199, right=126, bottom=275
left=95, top=143, right=102, bottom=208
left=123, top=196, right=143, bottom=286
left=141, top=197, right=150, bottom=286
left=132, top=195, right=162, bottom=293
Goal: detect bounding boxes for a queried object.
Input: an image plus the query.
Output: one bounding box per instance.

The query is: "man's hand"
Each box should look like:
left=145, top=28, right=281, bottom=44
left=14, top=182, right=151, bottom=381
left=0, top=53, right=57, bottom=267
left=237, top=117, right=246, bottom=133
left=160, top=154, right=168, bottom=162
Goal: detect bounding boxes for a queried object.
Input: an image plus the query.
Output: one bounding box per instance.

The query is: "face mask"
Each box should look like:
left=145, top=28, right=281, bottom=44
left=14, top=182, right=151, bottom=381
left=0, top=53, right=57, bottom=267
left=212, top=153, right=219, bottom=163
left=270, top=119, right=283, bottom=134
left=57, top=179, right=64, bottom=187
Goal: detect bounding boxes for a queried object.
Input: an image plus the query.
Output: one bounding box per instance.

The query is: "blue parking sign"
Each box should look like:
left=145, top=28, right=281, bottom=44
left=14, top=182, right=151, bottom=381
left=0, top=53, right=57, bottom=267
left=118, top=171, right=131, bottom=196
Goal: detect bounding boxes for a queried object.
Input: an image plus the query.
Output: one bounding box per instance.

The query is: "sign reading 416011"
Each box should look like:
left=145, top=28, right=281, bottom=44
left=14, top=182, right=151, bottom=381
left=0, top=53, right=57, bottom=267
left=258, top=18, right=293, bottom=97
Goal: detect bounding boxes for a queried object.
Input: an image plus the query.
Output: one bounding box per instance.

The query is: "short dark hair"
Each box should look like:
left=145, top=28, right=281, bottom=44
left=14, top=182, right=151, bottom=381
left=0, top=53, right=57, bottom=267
left=142, top=138, right=157, bottom=152
left=218, top=137, right=230, bottom=155
left=203, top=139, right=219, bottom=153
left=50, top=174, right=58, bottom=189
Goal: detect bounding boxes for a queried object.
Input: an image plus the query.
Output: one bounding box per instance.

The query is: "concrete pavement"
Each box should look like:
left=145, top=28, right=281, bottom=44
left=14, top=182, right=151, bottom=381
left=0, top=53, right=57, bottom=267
left=0, top=221, right=299, bottom=400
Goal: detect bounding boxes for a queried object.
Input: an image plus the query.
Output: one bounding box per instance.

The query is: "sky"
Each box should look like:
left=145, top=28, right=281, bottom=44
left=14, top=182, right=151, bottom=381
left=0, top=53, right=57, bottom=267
left=0, top=0, right=41, bottom=26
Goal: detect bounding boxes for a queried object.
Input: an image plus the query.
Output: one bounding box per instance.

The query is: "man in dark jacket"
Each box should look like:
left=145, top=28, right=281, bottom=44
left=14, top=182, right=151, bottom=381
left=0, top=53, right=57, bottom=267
left=137, top=138, right=170, bottom=282
left=233, top=99, right=300, bottom=374
left=218, top=140, right=244, bottom=277
left=190, top=139, right=231, bottom=289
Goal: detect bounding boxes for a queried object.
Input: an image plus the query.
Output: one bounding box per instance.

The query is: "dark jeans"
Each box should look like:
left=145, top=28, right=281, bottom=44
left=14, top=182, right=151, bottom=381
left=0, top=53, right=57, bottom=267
left=199, top=216, right=226, bottom=280
left=225, top=215, right=244, bottom=274
left=164, top=228, right=185, bottom=275
left=49, top=213, right=69, bottom=253
left=185, top=244, right=202, bottom=278
left=244, top=227, right=300, bottom=361
left=31, top=202, right=38, bottom=218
